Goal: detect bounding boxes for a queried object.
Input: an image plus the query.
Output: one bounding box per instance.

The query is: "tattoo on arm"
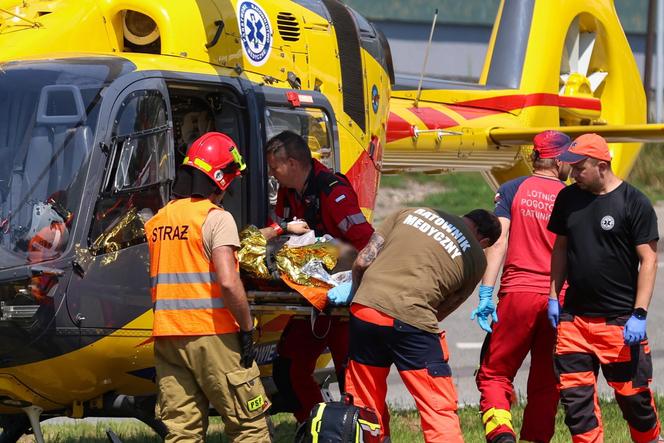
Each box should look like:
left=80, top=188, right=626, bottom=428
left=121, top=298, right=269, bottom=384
left=351, top=233, right=385, bottom=292
left=357, top=233, right=384, bottom=267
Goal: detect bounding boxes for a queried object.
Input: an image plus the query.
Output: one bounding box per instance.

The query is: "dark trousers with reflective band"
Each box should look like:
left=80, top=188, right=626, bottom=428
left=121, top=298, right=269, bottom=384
left=154, top=334, right=271, bottom=443
left=476, top=291, right=559, bottom=443
left=555, top=313, right=661, bottom=443
left=345, top=304, right=463, bottom=443
left=272, top=315, right=349, bottom=422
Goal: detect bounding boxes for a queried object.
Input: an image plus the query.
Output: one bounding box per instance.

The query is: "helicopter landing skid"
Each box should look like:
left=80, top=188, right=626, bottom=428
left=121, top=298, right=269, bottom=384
left=22, top=406, right=45, bottom=443
left=106, top=429, right=123, bottom=443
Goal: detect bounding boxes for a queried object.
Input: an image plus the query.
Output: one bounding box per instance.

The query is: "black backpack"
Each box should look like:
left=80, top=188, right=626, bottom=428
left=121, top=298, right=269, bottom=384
left=295, top=394, right=382, bottom=443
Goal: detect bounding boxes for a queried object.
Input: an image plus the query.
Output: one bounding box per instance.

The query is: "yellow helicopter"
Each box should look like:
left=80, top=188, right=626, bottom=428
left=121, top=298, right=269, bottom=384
left=0, top=0, right=661, bottom=441
left=383, top=0, right=664, bottom=185
left=0, top=0, right=391, bottom=439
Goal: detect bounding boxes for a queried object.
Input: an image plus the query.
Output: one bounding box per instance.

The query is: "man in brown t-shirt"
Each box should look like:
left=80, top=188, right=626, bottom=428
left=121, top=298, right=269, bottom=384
left=344, top=207, right=500, bottom=443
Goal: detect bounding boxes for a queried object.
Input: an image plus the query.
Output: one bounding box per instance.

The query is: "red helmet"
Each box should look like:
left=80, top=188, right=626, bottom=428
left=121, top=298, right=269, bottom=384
left=182, top=132, right=246, bottom=191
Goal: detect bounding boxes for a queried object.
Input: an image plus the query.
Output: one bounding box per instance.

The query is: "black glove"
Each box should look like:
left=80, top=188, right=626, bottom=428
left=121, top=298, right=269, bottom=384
left=239, top=329, right=256, bottom=369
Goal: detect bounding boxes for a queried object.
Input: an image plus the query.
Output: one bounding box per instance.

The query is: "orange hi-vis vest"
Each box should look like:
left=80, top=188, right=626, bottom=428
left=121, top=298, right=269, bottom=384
left=146, top=198, right=239, bottom=337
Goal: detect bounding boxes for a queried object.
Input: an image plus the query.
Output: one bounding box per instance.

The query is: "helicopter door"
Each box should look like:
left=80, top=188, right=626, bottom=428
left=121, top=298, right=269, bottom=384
left=66, top=78, right=173, bottom=330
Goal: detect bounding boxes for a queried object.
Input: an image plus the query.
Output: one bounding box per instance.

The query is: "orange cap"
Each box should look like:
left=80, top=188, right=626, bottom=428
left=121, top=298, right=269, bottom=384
left=559, top=133, right=612, bottom=163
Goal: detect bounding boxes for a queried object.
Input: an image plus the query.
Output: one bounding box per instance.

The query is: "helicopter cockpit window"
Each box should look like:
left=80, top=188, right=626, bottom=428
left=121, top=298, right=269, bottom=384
left=0, top=60, right=114, bottom=269
left=90, top=89, right=172, bottom=255
left=264, top=106, right=334, bottom=218
left=112, top=91, right=171, bottom=191
left=265, top=107, right=334, bottom=170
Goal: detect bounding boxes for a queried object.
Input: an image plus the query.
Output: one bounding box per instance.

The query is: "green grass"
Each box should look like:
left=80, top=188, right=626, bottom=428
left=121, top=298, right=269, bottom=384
left=16, top=397, right=664, bottom=442
left=18, top=413, right=423, bottom=442
left=415, top=173, right=494, bottom=215
left=381, top=171, right=495, bottom=215
left=458, top=397, right=646, bottom=443
left=629, top=143, right=664, bottom=203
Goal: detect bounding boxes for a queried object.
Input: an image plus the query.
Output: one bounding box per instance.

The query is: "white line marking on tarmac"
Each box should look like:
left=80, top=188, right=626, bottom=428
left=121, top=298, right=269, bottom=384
left=456, top=342, right=483, bottom=350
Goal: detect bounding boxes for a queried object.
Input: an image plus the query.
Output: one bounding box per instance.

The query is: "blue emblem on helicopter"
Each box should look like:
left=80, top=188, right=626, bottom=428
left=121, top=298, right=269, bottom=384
left=238, top=1, right=272, bottom=66
left=371, top=85, right=380, bottom=113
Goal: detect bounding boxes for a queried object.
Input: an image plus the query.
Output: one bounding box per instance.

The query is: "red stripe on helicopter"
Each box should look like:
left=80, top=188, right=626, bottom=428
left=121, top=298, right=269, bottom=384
left=386, top=108, right=458, bottom=144
left=451, top=93, right=601, bottom=119
left=386, top=112, right=413, bottom=143
left=345, top=142, right=382, bottom=210
left=446, top=104, right=500, bottom=120
left=407, top=106, right=458, bottom=130
left=558, top=95, right=601, bottom=110
left=385, top=94, right=601, bottom=143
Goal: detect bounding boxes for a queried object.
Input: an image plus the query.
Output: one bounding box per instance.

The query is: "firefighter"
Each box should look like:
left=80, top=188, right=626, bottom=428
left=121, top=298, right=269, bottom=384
left=259, top=130, right=374, bottom=423
left=548, top=133, right=661, bottom=443
left=473, top=131, right=572, bottom=443
left=146, top=132, right=271, bottom=442
left=343, top=207, right=501, bottom=443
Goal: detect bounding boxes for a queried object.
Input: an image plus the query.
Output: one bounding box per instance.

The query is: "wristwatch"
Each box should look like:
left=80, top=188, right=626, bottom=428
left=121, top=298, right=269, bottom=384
left=633, top=308, right=648, bottom=320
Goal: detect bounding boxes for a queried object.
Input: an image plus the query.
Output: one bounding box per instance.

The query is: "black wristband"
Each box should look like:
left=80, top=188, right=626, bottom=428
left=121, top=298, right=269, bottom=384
left=633, top=308, right=647, bottom=320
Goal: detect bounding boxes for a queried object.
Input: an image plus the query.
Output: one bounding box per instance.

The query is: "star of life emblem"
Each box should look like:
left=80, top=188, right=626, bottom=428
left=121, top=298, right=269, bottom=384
left=238, top=1, right=272, bottom=66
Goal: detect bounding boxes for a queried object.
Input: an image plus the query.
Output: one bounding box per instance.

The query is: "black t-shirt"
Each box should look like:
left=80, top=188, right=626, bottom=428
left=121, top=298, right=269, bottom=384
left=548, top=182, right=659, bottom=316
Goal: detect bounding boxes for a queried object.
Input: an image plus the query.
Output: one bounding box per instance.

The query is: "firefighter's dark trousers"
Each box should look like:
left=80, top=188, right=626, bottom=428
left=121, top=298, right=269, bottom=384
left=476, top=291, right=558, bottom=442
left=272, top=315, right=349, bottom=422
left=555, top=313, right=661, bottom=443
left=345, top=304, right=463, bottom=443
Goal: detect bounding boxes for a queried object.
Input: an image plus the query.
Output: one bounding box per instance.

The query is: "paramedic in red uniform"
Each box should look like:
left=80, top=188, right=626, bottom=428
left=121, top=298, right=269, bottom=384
left=259, top=130, right=374, bottom=423
left=344, top=207, right=501, bottom=443
left=473, top=130, right=572, bottom=443
left=548, top=133, right=661, bottom=443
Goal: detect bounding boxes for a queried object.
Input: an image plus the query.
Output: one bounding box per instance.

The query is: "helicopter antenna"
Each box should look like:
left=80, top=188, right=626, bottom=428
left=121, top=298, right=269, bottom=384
left=414, top=8, right=438, bottom=107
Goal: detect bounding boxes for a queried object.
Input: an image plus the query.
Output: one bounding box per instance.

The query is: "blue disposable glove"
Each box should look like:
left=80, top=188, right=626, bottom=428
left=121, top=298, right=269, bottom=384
left=470, top=285, right=498, bottom=333
left=547, top=298, right=560, bottom=329
left=327, top=282, right=353, bottom=306
left=624, top=314, right=647, bottom=345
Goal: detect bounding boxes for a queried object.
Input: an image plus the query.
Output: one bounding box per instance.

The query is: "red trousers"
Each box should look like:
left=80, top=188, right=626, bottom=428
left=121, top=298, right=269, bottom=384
left=555, top=313, right=661, bottom=443
left=345, top=304, right=463, bottom=443
left=272, top=315, right=349, bottom=422
left=476, top=291, right=558, bottom=442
